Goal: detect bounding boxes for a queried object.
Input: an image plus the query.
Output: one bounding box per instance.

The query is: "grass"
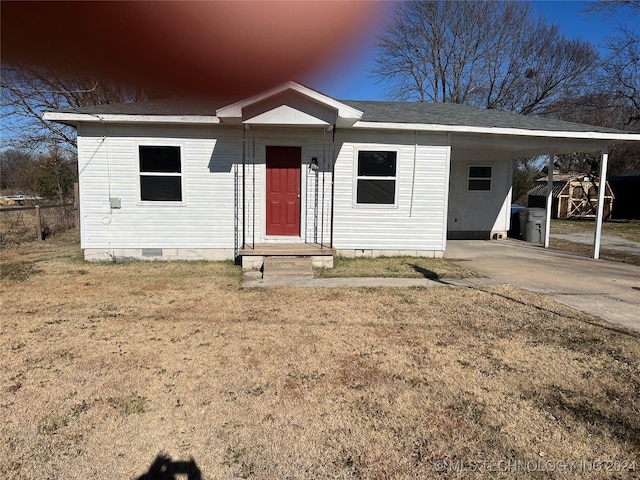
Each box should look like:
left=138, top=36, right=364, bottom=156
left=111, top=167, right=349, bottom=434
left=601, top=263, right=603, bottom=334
left=0, top=205, right=76, bottom=246
left=1, top=231, right=640, bottom=479
left=317, top=255, right=479, bottom=279
left=549, top=238, right=640, bottom=266
left=548, top=219, right=640, bottom=265
left=551, top=218, right=640, bottom=243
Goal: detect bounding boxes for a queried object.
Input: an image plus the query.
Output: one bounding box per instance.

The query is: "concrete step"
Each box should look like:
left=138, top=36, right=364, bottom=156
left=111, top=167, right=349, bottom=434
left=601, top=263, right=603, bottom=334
left=262, top=256, right=314, bottom=279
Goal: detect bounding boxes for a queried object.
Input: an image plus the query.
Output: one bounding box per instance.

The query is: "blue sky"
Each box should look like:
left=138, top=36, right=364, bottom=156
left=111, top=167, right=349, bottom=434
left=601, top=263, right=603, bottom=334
left=305, top=0, right=638, bottom=101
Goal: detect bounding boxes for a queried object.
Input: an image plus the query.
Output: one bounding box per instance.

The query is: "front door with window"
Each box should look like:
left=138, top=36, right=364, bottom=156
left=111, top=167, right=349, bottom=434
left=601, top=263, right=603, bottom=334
left=266, top=146, right=301, bottom=236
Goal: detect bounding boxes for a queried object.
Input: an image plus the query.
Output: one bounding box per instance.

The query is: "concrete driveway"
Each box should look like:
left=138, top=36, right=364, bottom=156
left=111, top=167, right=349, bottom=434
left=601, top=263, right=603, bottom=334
left=445, top=240, right=640, bottom=333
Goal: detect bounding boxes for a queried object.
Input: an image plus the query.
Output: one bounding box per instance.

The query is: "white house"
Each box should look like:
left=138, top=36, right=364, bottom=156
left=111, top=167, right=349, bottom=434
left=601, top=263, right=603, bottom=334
left=44, top=81, right=640, bottom=266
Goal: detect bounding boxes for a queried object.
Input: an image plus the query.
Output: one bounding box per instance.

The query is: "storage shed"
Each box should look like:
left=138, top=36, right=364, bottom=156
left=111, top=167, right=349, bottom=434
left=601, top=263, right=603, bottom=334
left=609, top=170, right=640, bottom=219
left=526, top=174, right=614, bottom=219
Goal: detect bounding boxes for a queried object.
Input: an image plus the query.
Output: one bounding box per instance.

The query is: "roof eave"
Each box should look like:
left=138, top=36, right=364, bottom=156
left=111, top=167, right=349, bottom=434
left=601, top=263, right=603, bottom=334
left=352, top=121, right=640, bottom=141
left=42, top=112, right=221, bottom=125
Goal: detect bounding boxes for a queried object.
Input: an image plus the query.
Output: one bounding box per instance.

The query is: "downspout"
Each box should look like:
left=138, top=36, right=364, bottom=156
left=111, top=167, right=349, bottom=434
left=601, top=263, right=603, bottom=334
left=409, top=130, right=418, bottom=217
left=442, top=132, right=452, bottom=251
left=593, top=148, right=609, bottom=259
left=329, top=124, right=336, bottom=249
left=100, top=117, right=115, bottom=261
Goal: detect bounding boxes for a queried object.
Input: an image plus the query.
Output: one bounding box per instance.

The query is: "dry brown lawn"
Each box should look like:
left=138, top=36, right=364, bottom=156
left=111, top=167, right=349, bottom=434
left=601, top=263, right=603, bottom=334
left=317, top=255, right=478, bottom=279
left=549, top=238, right=640, bottom=266
left=1, top=205, right=76, bottom=246
left=547, top=219, right=640, bottom=265
left=551, top=219, right=640, bottom=244
left=2, top=231, right=639, bottom=479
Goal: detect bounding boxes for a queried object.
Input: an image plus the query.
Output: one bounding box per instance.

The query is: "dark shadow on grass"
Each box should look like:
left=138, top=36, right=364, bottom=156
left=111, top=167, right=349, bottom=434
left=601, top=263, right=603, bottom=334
left=136, top=454, right=202, bottom=480
left=542, top=388, right=640, bottom=451
left=0, top=261, right=43, bottom=281
left=471, top=285, right=640, bottom=339
left=408, top=263, right=440, bottom=279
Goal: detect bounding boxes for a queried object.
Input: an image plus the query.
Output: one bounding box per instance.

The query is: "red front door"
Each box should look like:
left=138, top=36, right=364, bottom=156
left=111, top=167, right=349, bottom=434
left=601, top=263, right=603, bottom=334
left=266, top=146, right=301, bottom=236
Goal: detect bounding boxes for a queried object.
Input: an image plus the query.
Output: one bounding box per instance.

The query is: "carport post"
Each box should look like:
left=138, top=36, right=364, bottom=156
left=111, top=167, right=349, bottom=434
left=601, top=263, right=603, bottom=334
left=593, top=148, right=609, bottom=259
left=544, top=154, right=554, bottom=248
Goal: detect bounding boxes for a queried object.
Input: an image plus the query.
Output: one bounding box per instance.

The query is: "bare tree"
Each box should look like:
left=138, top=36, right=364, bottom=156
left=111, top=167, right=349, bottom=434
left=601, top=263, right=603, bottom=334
left=0, top=149, right=35, bottom=193
left=583, top=0, right=640, bottom=17
left=603, top=27, right=640, bottom=128
left=513, top=158, right=543, bottom=204
left=372, top=1, right=598, bottom=115
left=579, top=0, right=640, bottom=127
left=542, top=1, right=640, bottom=175
left=1, top=64, right=149, bottom=154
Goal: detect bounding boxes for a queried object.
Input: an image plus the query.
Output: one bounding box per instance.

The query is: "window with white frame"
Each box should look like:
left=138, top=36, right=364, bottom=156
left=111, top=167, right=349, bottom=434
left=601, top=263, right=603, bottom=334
left=356, top=150, right=397, bottom=205
left=139, top=146, right=182, bottom=201
left=468, top=165, right=492, bottom=191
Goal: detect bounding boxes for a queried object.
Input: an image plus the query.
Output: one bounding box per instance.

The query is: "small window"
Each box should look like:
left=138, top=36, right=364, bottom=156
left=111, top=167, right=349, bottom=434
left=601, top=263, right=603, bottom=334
left=356, top=150, right=397, bottom=205
left=139, top=146, right=182, bottom=201
left=468, top=165, right=492, bottom=191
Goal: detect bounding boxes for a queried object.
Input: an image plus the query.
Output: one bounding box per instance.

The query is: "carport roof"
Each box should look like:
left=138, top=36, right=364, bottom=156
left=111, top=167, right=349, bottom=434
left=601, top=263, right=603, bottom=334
left=341, top=100, right=628, bottom=135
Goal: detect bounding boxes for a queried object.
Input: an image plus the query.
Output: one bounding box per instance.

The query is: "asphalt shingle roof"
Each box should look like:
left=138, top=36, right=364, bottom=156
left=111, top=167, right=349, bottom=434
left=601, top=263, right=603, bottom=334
left=55, top=97, right=629, bottom=135
left=340, top=100, right=627, bottom=134
left=56, top=97, right=228, bottom=116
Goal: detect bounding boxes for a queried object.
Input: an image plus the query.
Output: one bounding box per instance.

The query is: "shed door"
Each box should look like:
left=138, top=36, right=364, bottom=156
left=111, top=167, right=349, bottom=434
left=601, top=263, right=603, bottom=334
left=266, top=146, right=301, bottom=236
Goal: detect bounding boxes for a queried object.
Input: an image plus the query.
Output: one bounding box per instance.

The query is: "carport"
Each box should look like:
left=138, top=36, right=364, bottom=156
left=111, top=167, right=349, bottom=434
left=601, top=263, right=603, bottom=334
left=447, top=124, right=639, bottom=259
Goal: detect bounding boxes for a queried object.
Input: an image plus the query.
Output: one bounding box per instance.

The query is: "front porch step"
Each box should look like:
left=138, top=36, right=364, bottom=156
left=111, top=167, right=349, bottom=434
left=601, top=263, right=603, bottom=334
left=240, top=243, right=335, bottom=257
left=262, top=256, right=314, bottom=280
left=240, top=244, right=334, bottom=270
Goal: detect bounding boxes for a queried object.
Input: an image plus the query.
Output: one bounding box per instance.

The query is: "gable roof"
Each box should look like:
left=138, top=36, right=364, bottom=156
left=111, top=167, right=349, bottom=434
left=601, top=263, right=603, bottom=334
left=216, top=81, right=362, bottom=124
left=527, top=182, right=568, bottom=198
left=534, top=174, right=594, bottom=183
left=49, top=96, right=627, bottom=134
left=43, top=81, right=640, bottom=143
left=527, top=174, right=608, bottom=198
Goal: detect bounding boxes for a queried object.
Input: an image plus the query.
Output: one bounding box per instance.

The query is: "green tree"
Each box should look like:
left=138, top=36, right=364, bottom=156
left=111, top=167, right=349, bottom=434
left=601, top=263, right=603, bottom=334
left=32, top=148, right=76, bottom=201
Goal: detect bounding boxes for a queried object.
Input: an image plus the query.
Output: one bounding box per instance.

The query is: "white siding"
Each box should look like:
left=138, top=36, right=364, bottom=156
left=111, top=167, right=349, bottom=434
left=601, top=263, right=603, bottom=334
left=77, top=124, right=241, bottom=251
left=447, top=147, right=512, bottom=237
left=332, top=130, right=450, bottom=251
left=76, top=124, right=452, bottom=256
